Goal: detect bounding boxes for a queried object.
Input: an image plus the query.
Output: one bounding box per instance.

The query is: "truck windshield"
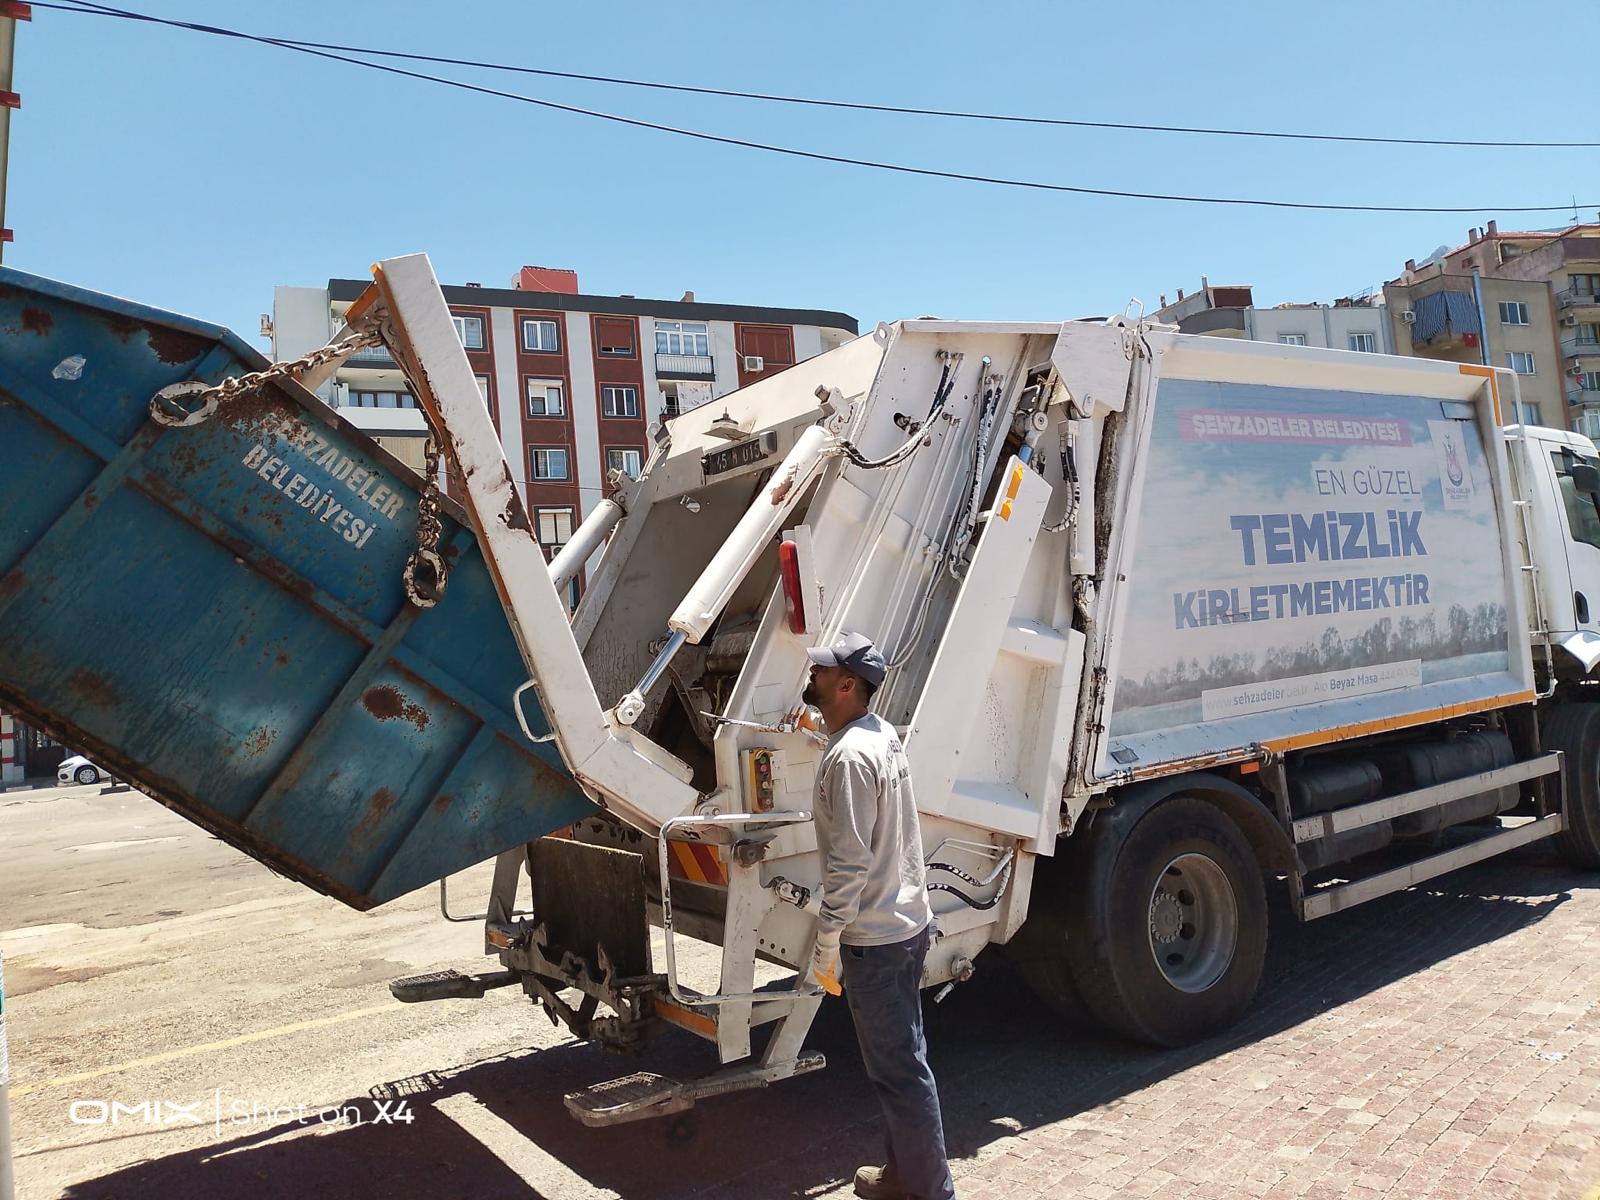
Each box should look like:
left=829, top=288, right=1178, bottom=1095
left=1552, top=451, right=1600, bottom=551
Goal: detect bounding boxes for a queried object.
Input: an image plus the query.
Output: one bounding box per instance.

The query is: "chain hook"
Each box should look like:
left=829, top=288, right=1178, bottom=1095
left=404, top=433, right=449, bottom=608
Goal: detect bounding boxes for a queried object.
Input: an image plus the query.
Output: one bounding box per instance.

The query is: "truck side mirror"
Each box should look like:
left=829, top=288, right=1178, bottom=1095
left=1573, top=463, right=1600, bottom=496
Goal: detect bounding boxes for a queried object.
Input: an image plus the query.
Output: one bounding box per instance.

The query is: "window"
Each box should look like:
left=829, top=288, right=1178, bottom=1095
left=349, top=390, right=415, bottom=408
left=1506, top=351, right=1537, bottom=375
left=606, top=447, right=644, bottom=479
left=1277, top=334, right=1307, bottom=346
left=451, top=315, right=484, bottom=350
left=1580, top=370, right=1600, bottom=392
left=1513, top=402, right=1542, bottom=425
left=1577, top=323, right=1600, bottom=346
left=535, top=507, right=574, bottom=553
left=522, top=318, right=560, bottom=352
left=1347, top=332, right=1378, bottom=353
left=530, top=447, right=569, bottom=481
left=526, top=379, right=565, bottom=418
left=595, top=317, right=636, bottom=357
left=1572, top=274, right=1600, bottom=296
left=601, top=384, right=639, bottom=418
left=1552, top=452, right=1600, bottom=551
left=474, top=374, right=495, bottom=422
left=655, top=320, right=710, bottom=356
left=1498, top=302, right=1530, bottom=326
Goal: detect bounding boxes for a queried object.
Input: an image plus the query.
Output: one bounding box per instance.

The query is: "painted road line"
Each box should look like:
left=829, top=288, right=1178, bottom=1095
left=435, top=1092, right=620, bottom=1199
left=8, top=1002, right=404, bottom=1098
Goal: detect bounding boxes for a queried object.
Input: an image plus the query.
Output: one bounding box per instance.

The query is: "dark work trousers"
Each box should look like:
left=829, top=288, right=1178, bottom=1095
left=841, top=927, right=956, bottom=1200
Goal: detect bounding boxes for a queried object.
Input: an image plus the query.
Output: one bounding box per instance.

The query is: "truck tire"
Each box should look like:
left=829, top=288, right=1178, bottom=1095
left=1011, top=905, right=1094, bottom=1028
left=1066, top=796, right=1267, bottom=1046
left=1542, top=702, right=1600, bottom=869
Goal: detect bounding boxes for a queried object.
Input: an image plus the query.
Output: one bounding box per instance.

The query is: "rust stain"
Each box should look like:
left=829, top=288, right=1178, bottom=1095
left=432, top=791, right=453, bottom=813
left=361, top=684, right=430, bottom=731
left=144, top=324, right=209, bottom=365
left=102, top=312, right=138, bottom=342
left=769, top=470, right=796, bottom=505
left=500, top=463, right=532, bottom=533
left=275, top=652, right=290, bottom=668
left=0, top=570, right=25, bottom=605
left=167, top=442, right=201, bottom=478
left=353, top=787, right=398, bottom=843
left=81, top=487, right=99, bottom=513
left=244, top=726, right=277, bottom=757
left=19, top=307, right=52, bottom=335
left=66, top=668, right=118, bottom=708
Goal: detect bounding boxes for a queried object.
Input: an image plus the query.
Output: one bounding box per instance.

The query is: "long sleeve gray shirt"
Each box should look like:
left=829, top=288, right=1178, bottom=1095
left=813, top=713, right=932, bottom=947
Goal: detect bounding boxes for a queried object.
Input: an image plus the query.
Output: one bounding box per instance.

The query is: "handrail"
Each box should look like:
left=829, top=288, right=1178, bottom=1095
left=656, top=811, right=819, bottom=1007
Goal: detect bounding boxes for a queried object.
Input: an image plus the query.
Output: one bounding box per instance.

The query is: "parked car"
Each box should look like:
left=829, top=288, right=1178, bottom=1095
left=57, top=754, right=109, bottom=786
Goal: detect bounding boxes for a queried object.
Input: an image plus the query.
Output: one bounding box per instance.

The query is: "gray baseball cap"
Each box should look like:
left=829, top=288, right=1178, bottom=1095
left=805, top=631, right=887, bottom=689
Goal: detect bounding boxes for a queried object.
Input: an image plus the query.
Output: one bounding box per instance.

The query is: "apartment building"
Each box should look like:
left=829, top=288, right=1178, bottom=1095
left=1151, top=279, right=1394, bottom=353
left=269, top=266, right=857, bottom=603
left=1382, top=220, right=1600, bottom=433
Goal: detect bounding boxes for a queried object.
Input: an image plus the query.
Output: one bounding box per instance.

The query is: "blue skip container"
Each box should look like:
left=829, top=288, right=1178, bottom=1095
left=0, top=267, right=595, bottom=908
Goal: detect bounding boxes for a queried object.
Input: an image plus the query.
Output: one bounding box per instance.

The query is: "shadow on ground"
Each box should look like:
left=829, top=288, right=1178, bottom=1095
left=51, top=844, right=1591, bottom=1200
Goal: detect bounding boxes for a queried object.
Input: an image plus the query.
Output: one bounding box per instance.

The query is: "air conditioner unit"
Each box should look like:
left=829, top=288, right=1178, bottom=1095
left=1561, top=314, right=1580, bottom=327
left=1400, top=310, right=1416, bottom=324
left=743, top=355, right=765, bottom=372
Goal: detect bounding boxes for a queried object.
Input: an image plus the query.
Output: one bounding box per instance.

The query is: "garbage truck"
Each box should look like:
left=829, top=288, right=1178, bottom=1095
left=3, top=255, right=1597, bottom=1127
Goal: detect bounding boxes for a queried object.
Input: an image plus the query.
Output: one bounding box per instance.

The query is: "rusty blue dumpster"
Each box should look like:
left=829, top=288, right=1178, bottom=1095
left=0, top=267, right=595, bottom=908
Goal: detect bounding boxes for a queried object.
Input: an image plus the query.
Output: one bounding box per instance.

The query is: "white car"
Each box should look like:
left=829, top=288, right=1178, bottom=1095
left=58, top=754, right=110, bottom=787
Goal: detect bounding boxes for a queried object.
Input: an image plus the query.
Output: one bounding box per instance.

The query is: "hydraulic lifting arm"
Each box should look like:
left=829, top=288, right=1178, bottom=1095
left=360, top=253, right=700, bottom=835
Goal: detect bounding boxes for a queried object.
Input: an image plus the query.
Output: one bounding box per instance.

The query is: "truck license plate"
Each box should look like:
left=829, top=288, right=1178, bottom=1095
left=702, top=432, right=778, bottom=479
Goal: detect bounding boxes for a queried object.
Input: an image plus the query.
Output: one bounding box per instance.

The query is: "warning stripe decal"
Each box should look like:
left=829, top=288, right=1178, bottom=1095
left=666, top=840, right=728, bottom=886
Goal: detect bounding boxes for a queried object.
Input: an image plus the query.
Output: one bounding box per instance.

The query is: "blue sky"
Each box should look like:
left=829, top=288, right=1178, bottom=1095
left=12, top=1, right=1597, bottom=348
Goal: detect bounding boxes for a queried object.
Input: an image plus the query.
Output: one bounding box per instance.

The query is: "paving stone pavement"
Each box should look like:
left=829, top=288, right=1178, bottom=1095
left=12, top=789, right=1599, bottom=1200
left=923, top=842, right=1600, bottom=1200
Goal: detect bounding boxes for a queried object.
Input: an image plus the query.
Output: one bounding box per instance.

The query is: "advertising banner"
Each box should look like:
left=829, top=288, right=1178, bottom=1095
left=1106, top=378, right=1510, bottom=757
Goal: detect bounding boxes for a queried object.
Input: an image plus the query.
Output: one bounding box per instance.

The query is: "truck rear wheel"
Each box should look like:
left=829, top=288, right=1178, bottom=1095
left=1065, top=797, right=1267, bottom=1046
left=1542, top=702, right=1600, bottom=869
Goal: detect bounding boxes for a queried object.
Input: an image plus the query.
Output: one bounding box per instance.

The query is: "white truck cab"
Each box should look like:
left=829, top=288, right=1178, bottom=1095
left=1508, top=424, right=1600, bottom=673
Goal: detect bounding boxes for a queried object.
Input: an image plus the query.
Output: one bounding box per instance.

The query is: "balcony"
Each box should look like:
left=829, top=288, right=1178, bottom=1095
left=1561, top=334, right=1600, bottom=361
left=1557, top=287, right=1600, bottom=311
left=654, top=352, right=716, bottom=381
left=1570, top=393, right=1600, bottom=437
left=344, top=343, right=398, bottom=369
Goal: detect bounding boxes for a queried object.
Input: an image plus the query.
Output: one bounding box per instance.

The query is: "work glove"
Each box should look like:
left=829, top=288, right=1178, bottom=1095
left=807, top=927, right=842, bottom=996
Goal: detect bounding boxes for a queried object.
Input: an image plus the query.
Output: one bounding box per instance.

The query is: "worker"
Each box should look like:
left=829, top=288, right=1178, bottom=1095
left=802, top=631, right=956, bottom=1200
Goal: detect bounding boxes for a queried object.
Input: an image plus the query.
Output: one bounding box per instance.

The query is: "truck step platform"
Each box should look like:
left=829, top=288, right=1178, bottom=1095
left=389, top=968, right=520, bottom=1002
left=564, top=1053, right=826, bottom=1127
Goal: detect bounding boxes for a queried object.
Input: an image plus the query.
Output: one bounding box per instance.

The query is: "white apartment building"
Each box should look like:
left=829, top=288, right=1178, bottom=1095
left=1152, top=279, right=1393, bottom=354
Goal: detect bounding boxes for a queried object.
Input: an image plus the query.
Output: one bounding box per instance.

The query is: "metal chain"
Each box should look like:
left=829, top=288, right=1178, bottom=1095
left=148, top=315, right=451, bottom=609
left=403, top=433, right=449, bottom=609
left=148, top=325, right=381, bottom=428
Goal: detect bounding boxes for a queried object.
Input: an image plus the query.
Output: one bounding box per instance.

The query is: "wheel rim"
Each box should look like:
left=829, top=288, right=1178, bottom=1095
left=77, top=768, right=94, bottom=784
left=1147, top=852, right=1238, bottom=994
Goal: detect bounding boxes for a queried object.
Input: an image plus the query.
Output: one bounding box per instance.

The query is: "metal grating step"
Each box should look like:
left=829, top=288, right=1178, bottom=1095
left=389, top=967, right=519, bottom=1002
left=564, top=1071, right=691, bottom=1127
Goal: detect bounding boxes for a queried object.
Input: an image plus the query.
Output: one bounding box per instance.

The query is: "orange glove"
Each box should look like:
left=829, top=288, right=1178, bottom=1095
left=807, top=928, right=842, bottom=996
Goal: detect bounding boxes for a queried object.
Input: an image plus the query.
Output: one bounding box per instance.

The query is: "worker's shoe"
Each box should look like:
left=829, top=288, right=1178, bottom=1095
left=854, top=1165, right=909, bottom=1199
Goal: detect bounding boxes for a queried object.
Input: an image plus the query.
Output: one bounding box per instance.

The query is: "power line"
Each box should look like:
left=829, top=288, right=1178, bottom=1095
left=37, top=0, right=1600, bottom=215
left=193, top=44, right=1600, bottom=153
left=44, top=1, right=1600, bottom=150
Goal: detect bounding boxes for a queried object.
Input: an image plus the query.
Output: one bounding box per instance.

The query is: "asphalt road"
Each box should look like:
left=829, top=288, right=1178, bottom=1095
left=3, top=783, right=1599, bottom=1200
